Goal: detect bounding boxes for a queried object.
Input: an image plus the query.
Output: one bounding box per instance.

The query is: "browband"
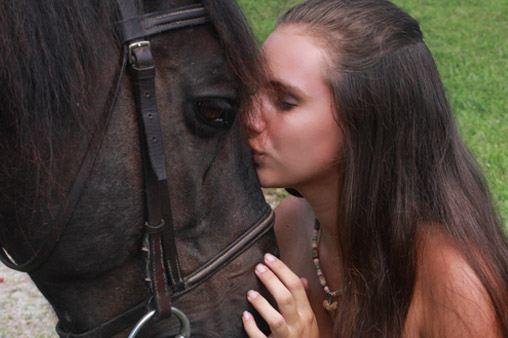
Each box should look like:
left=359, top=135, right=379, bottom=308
left=117, top=3, right=209, bottom=43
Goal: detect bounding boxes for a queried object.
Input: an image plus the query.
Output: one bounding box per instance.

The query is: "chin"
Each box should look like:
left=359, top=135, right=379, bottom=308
left=259, top=178, right=285, bottom=189
left=258, top=178, right=277, bottom=189
left=256, top=169, right=290, bottom=189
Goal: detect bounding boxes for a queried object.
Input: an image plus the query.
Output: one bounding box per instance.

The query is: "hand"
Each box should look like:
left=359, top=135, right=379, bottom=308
left=242, top=253, right=319, bottom=338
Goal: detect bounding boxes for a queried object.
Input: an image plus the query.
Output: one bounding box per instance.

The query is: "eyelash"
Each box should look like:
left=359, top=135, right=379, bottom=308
left=279, top=100, right=296, bottom=111
left=276, top=94, right=297, bottom=111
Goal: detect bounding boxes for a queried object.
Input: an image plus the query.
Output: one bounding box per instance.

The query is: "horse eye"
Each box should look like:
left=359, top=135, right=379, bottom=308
left=195, top=100, right=235, bottom=128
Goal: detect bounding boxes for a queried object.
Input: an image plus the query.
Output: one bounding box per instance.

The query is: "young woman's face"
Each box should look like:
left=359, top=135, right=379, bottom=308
left=247, top=25, right=343, bottom=192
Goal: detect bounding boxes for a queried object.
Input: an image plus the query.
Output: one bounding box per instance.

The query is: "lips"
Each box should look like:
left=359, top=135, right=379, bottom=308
left=249, top=146, right=265, bottom=163
left=252, top=152, right=265, bottom=164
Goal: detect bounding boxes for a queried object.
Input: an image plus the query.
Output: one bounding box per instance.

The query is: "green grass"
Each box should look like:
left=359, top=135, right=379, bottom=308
left=238, top=0, right=508, bottom=232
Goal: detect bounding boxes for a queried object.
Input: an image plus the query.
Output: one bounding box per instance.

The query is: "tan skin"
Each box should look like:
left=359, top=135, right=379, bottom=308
left=242, top=24, right=500, bottom=338
left=273, top=196, right=341, bottom=338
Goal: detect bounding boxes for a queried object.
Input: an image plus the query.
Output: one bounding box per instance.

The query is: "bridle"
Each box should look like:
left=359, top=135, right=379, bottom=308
left=0, top=1, right=274, bottom=337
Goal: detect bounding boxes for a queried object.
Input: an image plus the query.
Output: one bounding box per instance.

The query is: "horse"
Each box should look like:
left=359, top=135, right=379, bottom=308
left=0, top=0, right=277, bottom=337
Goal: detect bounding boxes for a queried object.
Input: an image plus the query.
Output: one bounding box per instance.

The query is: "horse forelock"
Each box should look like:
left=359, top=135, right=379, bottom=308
left=202, top=0, right=266, bottom=102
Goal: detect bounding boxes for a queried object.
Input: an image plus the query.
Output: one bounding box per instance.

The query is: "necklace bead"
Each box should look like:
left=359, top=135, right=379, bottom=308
left=312, top=219, right=343, bottom=299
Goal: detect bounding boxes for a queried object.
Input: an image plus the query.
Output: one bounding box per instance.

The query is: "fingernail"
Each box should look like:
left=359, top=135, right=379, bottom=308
left=265, top=253, right=276, bottom=263
left=242, top=311, right=252, bottom=320
left=255, top=263, right=267, bottom=273
left=247, top=290, right=259, bottom=299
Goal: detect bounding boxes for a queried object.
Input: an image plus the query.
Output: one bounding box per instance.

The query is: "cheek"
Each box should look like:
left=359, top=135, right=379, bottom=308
left=271, top=123, right=309, bottom=163
left=305, top=120, right=343, bottom=169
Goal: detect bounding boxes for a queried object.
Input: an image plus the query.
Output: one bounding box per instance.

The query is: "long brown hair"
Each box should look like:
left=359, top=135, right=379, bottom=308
left=279, top=0, right=508, bottom=336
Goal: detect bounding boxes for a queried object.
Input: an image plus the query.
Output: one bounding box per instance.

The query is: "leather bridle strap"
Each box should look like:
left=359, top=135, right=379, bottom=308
left=116, top=1, right=210, bottom=319
left=55, top=300, right=150, bottom=338
left=54, top=209, right=274, bottom=338
left=130, top=37, right=177, bottom=319
left=117, top=2, right=208, bottom=42
left=172, top=208, right=274, bottom=298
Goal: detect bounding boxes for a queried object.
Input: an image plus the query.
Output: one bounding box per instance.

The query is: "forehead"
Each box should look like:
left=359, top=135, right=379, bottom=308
left=262, top=25, right=329, bottom=95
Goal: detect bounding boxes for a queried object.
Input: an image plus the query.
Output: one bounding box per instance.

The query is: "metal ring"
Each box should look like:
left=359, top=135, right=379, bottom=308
left=128, top=307, right=191, bottom=338
left=171, top=307, right=191, bottom=338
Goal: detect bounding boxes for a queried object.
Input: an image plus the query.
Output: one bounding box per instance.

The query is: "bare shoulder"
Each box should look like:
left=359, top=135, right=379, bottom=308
left=408, top=227, right=500, bottom=337
left=274, top=195, right=310, bottom=231
left=273, top=196, right=313, bottom=261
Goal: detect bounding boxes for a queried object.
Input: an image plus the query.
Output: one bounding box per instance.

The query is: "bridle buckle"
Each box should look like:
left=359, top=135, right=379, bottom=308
left=128, top=40, right=151, bottom=64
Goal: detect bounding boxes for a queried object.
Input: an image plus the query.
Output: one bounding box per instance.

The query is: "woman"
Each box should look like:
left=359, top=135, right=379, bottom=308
left=241, top=0, right=508, bottom=337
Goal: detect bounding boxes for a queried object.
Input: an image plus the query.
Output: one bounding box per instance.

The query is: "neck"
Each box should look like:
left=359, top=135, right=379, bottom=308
left=299, top=174, right=344, bottom=301
left=296, top=174, right=340, bottom=250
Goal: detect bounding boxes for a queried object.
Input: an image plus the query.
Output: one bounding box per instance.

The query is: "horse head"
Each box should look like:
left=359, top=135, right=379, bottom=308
left=0, top=0, right=276, bottom=337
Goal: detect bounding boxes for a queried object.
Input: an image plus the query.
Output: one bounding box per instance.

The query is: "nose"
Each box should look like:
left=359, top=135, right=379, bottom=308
left=246, top=112, right=266, bottom=136
left=244, top=95, right=267, bottom=138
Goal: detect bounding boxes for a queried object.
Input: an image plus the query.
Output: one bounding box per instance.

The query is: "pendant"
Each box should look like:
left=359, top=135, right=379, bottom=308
left=322, top=299, right=337, bottom=320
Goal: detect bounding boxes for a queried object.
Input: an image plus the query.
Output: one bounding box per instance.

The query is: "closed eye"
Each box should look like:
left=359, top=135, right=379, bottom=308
left=277, top=94, right=298, bottom=111
left=279, top=100, right=297, bottom=111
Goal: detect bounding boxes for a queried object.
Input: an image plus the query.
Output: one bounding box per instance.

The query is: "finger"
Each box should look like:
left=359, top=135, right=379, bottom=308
left=242, top=310, right=267, bottom=338
left=263, top=253, right=312, bottom=313
left=254, top=264, right=300, bottom=324
left=247, top=290, right=290, bottom=337
left=300, top=277, right=311, bottom=298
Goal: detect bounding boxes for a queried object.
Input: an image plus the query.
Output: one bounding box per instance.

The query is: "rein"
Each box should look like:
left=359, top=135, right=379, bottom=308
left=1, top=1, right=274, bottom=337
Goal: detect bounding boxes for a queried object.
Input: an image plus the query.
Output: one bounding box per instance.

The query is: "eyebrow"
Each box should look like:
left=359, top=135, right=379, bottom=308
left=268, top=79, right=307, bottom=100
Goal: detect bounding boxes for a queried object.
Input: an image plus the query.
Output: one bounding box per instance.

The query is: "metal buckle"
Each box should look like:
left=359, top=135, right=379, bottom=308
left=128, top=40, right=151, bottom=64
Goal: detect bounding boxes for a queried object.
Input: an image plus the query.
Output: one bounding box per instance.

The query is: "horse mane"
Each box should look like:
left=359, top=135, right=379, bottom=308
left=0, top=1, right=118, bottom=211
left=0, top=0, right=263, bottom=213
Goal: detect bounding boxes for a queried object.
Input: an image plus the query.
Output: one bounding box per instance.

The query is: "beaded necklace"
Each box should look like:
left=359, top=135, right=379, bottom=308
left=312, top=219, right=342, bottom=319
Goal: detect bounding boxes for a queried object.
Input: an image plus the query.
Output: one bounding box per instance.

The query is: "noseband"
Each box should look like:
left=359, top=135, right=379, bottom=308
left=0, top=1, right=274, bottom=337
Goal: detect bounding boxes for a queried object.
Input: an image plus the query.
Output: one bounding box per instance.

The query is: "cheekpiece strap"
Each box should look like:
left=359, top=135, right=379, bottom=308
left=115, top=0, right=210, bottom=321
